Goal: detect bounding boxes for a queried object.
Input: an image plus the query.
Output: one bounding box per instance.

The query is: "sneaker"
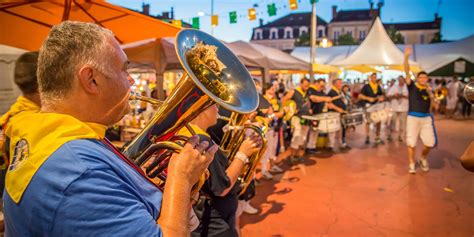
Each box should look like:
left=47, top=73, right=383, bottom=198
left=419, top=159, right=430, bottom=172
left=409, top=163, right=416, bottom=174
left=375, top=138, right=385, bottom=145
left=387, top=135, right=393, bottom=142
left=306, top=148, right=319, bottom=155
left=270, top=165, right=283, bottom=173
left=243, top=201, right=258, bottom=214
left=341, top=143, right=352, bottom=150
left=262, top=171, right=273, bottom=180
left=326, top=148, right=337, bottom=154
left=365, top=137, right=370, bottom=145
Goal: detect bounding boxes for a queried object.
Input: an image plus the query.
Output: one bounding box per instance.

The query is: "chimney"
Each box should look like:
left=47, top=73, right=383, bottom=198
left=434, top=13, right=442, bottom=27
left=171, top=7, right=174, bottom=19
left=162, top=11, right=170, bottom=19
left=377, top=2, right=383, bottom=17
left=142, top=3, right=150, bottom=16
left=259, top=18, right=264, bottom=27
left=332, top=5, right=337, bottom=19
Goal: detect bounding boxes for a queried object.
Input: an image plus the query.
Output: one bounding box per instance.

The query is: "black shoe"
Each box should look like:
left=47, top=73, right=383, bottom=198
left=306, top=148, right=320, bottom=155
left=365, top=137, right=370, bottom=145
left=387, top=135, right=393, bottom=142
left=341, top=145, right=352, bottom=151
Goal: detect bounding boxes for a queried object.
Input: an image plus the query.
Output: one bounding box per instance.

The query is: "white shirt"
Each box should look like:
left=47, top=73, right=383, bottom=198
left=447, top=81, right=461, bottom=99
left=387, top=84, right=409, bottom=112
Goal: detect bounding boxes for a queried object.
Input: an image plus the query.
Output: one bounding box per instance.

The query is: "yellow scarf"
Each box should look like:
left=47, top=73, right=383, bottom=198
left=415, top=82, right=428, bottom=90
left=264, top=94, right=280, bottom=111
left=332, top=86, right=341, bottom=94
left=0, top=96, right=40, bottom=126
left=369, top=82, right=378, bottom=94
left=295, top=87, right=306, bottom=97
left=176, top=123, right=210, bottom=138
left=5, top=112, right=106, bottom=203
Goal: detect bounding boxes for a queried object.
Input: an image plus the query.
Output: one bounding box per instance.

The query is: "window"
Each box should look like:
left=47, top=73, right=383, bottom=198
left=420, top=34, right=425, bottom=44
left=359, top=30, right=366, bottom=40
left=347, top=31, right=352, bottom=37
left=254, top=29, right=263, bottom=40
left=318, top=29, right=323, bottom=38
left=334, top=31, right=340, bottom=40
left=269, top=28, right=278, bottom=39
left=299, top=26, right=308, bottom=36
left=284, top=27, right=293, bottom=39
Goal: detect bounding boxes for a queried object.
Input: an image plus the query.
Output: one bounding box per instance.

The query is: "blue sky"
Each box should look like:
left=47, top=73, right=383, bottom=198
left=109, top=0, right=474, bottom=42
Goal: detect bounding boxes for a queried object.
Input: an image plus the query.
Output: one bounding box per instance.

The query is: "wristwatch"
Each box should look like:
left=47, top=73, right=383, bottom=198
left=235, top=151, right=249, bottom=164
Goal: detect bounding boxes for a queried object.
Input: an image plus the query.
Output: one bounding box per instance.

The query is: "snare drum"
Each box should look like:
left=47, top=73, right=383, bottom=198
left=366, top=103, right=390, bottom=124
left=342, top=112, right=365, bottom=127
left=301, top=115, right=320, bottom=131
left=312, top=112, right=341, bottom=133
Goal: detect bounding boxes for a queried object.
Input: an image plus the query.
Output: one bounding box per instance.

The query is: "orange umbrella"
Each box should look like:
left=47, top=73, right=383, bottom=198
left=0, top=0, right=181, bottom=51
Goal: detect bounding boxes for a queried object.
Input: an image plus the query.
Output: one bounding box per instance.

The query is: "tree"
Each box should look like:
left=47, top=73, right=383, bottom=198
left=337, top=33, right=356, bottom=45
left=387, top=25, right=404, bottom=44
left=295, top=32, right=310, bottom=46
left=430, top=32, right=443, bottom=43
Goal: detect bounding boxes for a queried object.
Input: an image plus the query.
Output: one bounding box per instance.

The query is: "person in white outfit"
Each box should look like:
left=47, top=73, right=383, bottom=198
left=386, top=76, right=409, bottom=142
left=446, top=76, right=461, bottom=118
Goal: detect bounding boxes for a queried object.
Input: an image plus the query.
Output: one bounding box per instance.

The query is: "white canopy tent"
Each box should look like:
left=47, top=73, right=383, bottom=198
left=332, top=17, right=418, bottom=67
left=0, top=44, right=27, bottom=115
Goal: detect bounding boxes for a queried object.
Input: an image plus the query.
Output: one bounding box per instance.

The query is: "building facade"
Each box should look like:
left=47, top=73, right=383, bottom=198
left=250, top=13, right=328, bottom=51
left=251, top=2, right=441, bottom=50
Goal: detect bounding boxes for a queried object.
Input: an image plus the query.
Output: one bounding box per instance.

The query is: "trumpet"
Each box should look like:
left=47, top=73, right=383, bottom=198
left=122, top=29, right=259, bottom=195
left=219, top=112, right=268, bottom=196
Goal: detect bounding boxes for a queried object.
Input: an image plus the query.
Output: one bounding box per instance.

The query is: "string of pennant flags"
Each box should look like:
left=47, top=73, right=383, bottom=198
left=169, top=0, right=318, bottom=29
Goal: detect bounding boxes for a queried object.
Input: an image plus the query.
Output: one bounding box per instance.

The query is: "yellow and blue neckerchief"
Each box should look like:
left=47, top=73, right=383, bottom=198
left=0, top=96, right=40, bottom=126
left=369, top=81, right=378, bottom=94
left=331, top=86, right=341, bottom=95
left=5, top=112, right=107, bottom=203
left=295, top=87, right=306, bottom=98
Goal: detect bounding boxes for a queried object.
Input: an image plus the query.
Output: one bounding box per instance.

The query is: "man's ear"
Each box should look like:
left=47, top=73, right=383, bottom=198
left=78, top=66, right=99, bottom=94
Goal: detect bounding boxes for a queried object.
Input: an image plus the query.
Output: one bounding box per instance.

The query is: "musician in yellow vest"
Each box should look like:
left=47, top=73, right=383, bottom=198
left=3, top=21, right=214, bottom=236
left=283, top=78, right=311, bottom=164
left=177, top=104, right=259, bottom=237
left=358, top=73, right=385, bottom=145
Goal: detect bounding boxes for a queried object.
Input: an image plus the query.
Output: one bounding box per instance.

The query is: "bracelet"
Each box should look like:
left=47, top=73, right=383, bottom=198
left=234, top=151, right=249, bottom=164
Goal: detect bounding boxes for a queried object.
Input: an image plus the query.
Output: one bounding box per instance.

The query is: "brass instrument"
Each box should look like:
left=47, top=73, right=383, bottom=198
left=463, top=82, right=474, bottom=104
left=282, top=100, right=297, bottom=121
left=122, top=29, right=259, bottom=194
left=434, top=89, right=445, bottom=102
left=219, top=112, right=268, bottom=196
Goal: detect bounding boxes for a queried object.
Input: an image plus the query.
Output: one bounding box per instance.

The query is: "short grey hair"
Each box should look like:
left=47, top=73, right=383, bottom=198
left=37, top=21, right=115, bottom=100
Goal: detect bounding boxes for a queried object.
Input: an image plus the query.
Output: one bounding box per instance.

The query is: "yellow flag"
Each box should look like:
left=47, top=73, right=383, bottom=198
left=248, top=8, right=256, bottom=20
left=211, top=15, right=218, bottom=27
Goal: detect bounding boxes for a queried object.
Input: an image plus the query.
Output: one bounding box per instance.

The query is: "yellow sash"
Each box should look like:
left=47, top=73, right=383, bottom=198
left=332, top=86, right=341, bottom=94
left=369, top=82, right=378, bottom=94
left=264, top=94, right=280, bottom=112
left=0, top=96, right=40, bottom=125
left=5, top=112, right=106, bottom=203
left=295, top=87, right=306, bottom=98
left=177, top=123, right=210, bottom=138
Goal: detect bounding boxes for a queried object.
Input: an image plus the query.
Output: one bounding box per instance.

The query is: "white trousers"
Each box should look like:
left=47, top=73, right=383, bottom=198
left=261, top=129, right=278, bottom=173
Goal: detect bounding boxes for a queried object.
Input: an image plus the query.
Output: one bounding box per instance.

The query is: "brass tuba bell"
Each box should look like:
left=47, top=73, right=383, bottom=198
left=122, top=29, right=259, bottom=193
left=463, top=82, right=474, bottom=105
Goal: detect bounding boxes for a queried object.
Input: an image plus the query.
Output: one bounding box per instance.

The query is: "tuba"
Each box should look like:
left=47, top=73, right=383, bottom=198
left=122, top=29, right=259, bottom=194
left=219, top=112, right=268, bottom=196
left=463, top=82, right=474, bottom=104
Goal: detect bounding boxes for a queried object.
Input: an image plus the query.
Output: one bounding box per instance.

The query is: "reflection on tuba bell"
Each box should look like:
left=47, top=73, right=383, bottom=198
left=122, top=29, right=259, bottom=195
left=434, top=89, right=445, bottom=102
left=463, top=82, right=474, bottom=105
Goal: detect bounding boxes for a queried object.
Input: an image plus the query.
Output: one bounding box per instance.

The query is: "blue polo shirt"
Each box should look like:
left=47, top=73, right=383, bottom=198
left=3, top=139, right=163, bottom=236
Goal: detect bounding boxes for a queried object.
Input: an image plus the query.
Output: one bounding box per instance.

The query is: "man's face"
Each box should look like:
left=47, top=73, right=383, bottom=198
left=266, top=85, right=276, bottom=96
left=417, top=73, right=429, bottom=85
left=97, top=38, right=133, bottom=125
left=301, top=80, right=310, bottom=91
left=202, top=104, right=219, bottom=128
left=370, top=74, right=377, bottom=83
left=398, top=76, right=405, bottom=86
left=334, top=80, right=343, bottom=90
left=319, top=81, right=326, bottom=91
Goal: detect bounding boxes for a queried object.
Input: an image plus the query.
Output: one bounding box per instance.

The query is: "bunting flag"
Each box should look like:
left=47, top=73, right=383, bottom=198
left=192, top=17, right=200, bottom=29
left=211, top=15, right=219, bottom=27
left=229, top=11, right=237, bottom=24
left=248, top=8, right=256, bottom=21
left=289, top=0, right=298, bottom=10
left=267, top=3, right=277, bottom=16
left=171, top=19, right=182, bottom=27
left=310, top=0, right=318, bottom=3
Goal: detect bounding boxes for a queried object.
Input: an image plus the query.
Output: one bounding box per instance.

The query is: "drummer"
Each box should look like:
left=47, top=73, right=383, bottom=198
left=358, top=73, right=385, bottom=145
left=326, top=79, right=350, bottom=152
left=282, top=78, right=311, bottom=164
left=307, top=79, right=332, bottom=154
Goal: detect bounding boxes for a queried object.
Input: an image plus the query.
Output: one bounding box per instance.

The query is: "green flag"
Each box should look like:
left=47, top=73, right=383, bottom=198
left=192, top=17, right=200, bottom=29
left=267, top=3, right=277, bottom=16
left=229, top=11, right=237, bottom=24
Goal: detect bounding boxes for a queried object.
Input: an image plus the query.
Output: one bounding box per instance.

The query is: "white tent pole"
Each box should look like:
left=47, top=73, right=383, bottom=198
left=309, top=1, right=317, bottom=82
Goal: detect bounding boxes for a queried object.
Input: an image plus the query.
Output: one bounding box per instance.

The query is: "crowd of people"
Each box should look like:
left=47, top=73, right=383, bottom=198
left=0, top=21, right=472, bottom=236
